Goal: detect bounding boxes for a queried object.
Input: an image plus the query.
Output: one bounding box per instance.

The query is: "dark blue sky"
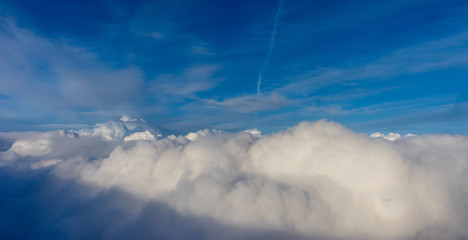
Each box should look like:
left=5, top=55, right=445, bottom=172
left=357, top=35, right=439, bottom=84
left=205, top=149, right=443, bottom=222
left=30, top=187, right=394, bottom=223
left=1, top=0, right=467, bottom=134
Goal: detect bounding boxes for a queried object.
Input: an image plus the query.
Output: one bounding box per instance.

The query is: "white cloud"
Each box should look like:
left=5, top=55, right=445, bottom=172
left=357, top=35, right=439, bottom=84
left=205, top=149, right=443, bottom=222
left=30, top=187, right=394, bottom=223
left=184, top=128, right=225, bottom=141
left=369, top=132, right=416, bottom=141
left=124, top=131, right=158, bottom=141
left=76, top=116, right=161, bottom=141
left=1, top=119, right=468, bottom=239
left=370, top=132, right=402, bottom=141
left=8, top=139, right=52, bottom=157
left=30, top=159, right=62, bottom=170
left=120, top=115, right=138, bottom=122
left=243, top=128, right=262, bottom=137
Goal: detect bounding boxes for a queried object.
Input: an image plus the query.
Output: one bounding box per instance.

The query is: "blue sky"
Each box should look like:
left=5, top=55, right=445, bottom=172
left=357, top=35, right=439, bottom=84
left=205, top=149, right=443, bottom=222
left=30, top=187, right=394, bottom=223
left=0, top=0, right=467, bottom=134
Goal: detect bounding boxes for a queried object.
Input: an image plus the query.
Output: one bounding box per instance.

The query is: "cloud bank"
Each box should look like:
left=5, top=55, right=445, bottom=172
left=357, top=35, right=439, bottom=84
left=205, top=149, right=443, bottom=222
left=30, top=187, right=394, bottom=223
left=1, top=118, right=468, bottom=239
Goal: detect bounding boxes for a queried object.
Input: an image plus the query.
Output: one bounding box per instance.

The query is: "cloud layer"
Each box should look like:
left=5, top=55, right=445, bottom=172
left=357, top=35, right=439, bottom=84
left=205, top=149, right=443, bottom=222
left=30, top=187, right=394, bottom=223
left=1, top=119, right=468, bottom=239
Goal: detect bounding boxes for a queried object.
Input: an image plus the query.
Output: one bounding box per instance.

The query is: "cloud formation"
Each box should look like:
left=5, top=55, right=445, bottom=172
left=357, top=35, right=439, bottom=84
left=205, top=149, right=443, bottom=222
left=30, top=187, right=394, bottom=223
left=1, top=118, right=468, bottom=239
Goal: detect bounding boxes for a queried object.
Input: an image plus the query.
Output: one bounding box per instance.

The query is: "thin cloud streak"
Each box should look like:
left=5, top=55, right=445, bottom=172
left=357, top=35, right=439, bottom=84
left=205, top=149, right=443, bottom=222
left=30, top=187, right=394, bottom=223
left=257, top=0, right=283, bottom=95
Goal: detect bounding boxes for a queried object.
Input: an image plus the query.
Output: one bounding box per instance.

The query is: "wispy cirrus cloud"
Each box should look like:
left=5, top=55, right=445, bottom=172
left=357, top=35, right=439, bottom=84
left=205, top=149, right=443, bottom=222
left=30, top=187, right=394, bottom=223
left=278, top=32, right=468, bottom=96
left=204, top=93, right=290, bottom=113
left=0, top=17, right=144, bottom=116
left=149, top=65, right=222, bottom=99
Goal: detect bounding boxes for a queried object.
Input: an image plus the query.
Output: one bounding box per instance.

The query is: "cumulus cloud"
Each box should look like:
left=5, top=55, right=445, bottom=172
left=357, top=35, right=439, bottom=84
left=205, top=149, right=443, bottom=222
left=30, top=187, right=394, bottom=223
left=9, top=139, right=52, bottom=157
left=76, top=117, right=161, bottom=141
left=370, top=132, right=416, bottom=141
left=1, top=119, right=468, bottom=239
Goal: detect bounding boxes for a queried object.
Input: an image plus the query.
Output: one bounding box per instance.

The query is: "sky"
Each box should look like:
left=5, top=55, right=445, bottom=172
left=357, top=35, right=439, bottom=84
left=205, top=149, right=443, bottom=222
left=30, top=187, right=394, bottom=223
left=0, top=0, right=467, bottom=134
left=2, top=2, right=468, bottom=239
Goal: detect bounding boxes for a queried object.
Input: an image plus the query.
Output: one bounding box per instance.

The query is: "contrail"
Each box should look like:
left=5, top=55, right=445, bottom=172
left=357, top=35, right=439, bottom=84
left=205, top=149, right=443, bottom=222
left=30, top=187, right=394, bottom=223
left=257, top=0, right=283, bottom=95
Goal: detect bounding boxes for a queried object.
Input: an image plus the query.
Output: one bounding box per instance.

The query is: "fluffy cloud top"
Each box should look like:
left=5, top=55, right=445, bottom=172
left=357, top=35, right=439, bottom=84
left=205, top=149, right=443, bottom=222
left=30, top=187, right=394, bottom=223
left=1, top=119, right=468, bottom=239
left=76, top=117, right=161, bottom=141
